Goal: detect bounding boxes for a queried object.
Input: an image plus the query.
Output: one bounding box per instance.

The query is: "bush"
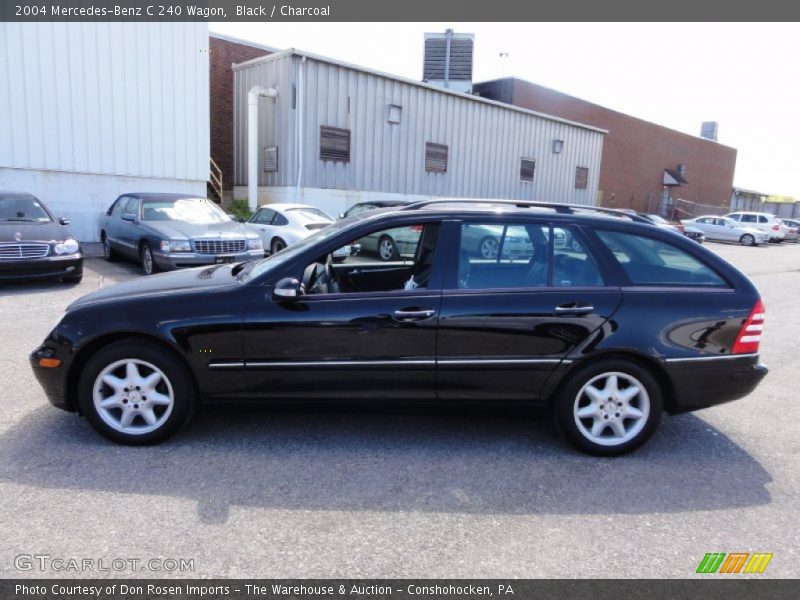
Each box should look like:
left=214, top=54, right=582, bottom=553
left=228, top=199, right=253, bottom=222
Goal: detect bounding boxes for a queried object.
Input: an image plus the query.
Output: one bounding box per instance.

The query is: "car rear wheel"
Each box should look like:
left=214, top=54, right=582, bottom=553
left=554, top=359, right=663, bottom=456
left=78, top=339, right=196, bottom=445
left=141, top=242, right=157, bottom=275
left=378, top=235, right=399, bottom=261
left=740, top=234, right=755, bottom=247
left=270, top=238, right=286, bottom=255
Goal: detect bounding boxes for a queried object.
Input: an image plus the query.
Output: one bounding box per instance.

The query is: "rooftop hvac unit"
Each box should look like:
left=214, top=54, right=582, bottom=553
left=700, top=121, right=718, bottom=141
left=423, top=29, right=474, bottom=94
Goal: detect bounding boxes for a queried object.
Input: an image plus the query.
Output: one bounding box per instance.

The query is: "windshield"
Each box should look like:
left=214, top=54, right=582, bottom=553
left=286, top=207, right=333, bottom=223
left=0, top=195, right=52, bottom=222
left=141, top=198, right=230, bottom=224
left=239, top=216, right=359, bottom=281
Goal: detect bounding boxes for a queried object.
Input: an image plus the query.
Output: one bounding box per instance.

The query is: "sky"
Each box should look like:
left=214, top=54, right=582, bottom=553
left=210, top=22, right=800, bottom=197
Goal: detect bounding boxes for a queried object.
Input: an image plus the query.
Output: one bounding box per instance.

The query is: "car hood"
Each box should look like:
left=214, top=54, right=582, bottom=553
left=67, top=263, right=244, bottom=310
left=144, top=219, right=258, bottom=240
left=0, top=221, right=71, bottom=242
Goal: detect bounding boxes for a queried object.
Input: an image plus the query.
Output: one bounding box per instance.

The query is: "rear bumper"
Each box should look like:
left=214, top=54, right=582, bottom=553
left=0, top=254, right=83, bottom=281
left=664, top=355, right=768, bottom=413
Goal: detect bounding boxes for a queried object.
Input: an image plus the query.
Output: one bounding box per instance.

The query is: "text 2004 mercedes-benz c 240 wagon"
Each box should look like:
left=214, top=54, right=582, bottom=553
left=30, top=200, right=768, bottom=455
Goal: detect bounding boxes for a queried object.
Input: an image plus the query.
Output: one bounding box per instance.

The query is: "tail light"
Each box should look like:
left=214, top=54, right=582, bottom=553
left=676, top=224, right=685, bottom=232
left=409, top=225, right=423, bottom=232
left=732, top=299, right=765, bottom=354
left=772, top=224, right=780, bottom=231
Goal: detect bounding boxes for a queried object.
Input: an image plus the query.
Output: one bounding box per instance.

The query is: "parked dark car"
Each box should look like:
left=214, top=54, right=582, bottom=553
left=0, top=192, right=83, bottom=283
left=32, top=200, right=767, bottom=455
left=98, top=193, right=263, bottom=275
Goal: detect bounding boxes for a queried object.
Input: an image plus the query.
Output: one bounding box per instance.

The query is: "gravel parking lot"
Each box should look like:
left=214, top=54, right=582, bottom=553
left=1, top=241, right=798, bottom=578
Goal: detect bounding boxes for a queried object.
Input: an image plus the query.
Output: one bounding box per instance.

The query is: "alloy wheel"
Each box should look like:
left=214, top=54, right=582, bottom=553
left=379, top=237, right=396, bottom=261
left=92, top=359, right=175, bottom=435
left=572, top=371, right=650, bottom=447
left=480, top=237, right=500, bottom=260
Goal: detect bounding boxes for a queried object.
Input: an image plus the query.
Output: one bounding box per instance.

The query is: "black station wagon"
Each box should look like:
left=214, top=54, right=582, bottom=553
left=31, top=200, right=768, bottom=455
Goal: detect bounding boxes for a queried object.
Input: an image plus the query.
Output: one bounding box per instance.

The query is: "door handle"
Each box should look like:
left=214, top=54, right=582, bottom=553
left=554, top=303, right=594, bottom=315
left=392, top=309, right=436, bottom=320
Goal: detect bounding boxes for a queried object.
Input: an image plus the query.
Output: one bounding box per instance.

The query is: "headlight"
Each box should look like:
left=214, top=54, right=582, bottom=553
left=160, top=240, right=192, bottom=252
left=53, top=238, right=80, bottom=255
left=248, top=238, right=263, bottom=250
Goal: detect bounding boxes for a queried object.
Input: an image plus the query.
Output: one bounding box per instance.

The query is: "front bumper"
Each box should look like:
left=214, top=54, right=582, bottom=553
left=0, top=254, right=83, bottom=281
left=152, top=249, right=263, bottom=270
left=30, top=342, right=71, bottom=411
left=665, top=355, right=768, bottom=413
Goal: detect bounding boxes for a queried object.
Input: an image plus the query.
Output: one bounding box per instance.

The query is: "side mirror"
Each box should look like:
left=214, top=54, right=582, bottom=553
left=58, top=217, right=70, bottom=225
left=121, top=213, right=136, bottom=223
left=273, top=277, right=301, bottom=300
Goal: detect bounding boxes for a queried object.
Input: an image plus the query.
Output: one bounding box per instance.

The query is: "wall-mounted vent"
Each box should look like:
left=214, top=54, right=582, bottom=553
left=575, top=166, right=589, bottom=190
left=263, top=146, right=278, bottom=172
left=425, top=143, right=448, bottom=173
left=520, top=158, right=536, bottom=183
left=423, top=30, right=474, bottom=94
left=320, top=126, right=351, bottom=162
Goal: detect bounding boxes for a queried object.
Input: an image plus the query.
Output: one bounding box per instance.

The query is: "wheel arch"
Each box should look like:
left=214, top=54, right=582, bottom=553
left=547, top=350, right=677, bottom=413
left=66, top=332, right=196, bottom=414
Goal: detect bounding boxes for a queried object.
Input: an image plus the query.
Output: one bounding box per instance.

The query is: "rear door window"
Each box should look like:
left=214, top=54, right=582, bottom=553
left=456, top=223, right=604, bottom=289
left=741, top=214, right=757, bottom=223
left=596, top=230, right=727, bottom=287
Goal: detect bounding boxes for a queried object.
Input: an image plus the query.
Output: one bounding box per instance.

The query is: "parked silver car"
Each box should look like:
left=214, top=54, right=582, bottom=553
left=681, top=215, right=769, bottom=246
left=99, top=193, right=263, bottom=275
left=725, top=211, right=788, bottom=242
left=244, top=203, right=334, bottom=255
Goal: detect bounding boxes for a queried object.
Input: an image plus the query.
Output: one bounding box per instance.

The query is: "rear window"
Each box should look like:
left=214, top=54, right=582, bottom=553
left=596, top=230, right=728, bottom=287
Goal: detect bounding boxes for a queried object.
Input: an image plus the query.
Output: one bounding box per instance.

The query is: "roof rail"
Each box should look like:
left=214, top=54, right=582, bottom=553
left=399, top=198, right=653, bottom=223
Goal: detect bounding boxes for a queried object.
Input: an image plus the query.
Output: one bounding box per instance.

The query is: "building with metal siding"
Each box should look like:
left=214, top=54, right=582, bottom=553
left=0, top=23, right=210, bottom=241
left=233, top=50, right=605, bottom=217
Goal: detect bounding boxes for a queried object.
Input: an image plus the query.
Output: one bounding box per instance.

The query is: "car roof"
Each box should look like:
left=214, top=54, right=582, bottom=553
left=125, top=193, right=208, bottom=200
left=0, top=191, right=37, bottom=199
left=261, top=203, right=326, bottom=211
left=728, top=210, right=776, bottom=216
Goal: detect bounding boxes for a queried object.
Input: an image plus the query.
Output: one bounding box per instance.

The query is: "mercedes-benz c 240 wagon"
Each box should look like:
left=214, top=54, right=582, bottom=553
left=30, top=200, right=768, bottom=455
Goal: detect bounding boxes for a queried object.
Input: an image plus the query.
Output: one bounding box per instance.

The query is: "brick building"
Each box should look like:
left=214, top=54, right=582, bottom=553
left=474, top=78, right=738, bottom=216
left=209, top=32, right=276, bottom=201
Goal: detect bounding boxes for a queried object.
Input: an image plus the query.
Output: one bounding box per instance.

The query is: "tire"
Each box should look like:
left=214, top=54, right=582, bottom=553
left=141, top=242, right=157, bottom=275
left=479, top=236, right=500, bottom=260
left=101, top=233, right=118, bottom=262
left=740, top=234, right=755, bottom=247
left=377, top=235, right=399, bottom=261
left=270, top=238, right=286, bottom=255
left=554, top=358, right=663, bottom=456
left=77, top=339, right=196, bottom=445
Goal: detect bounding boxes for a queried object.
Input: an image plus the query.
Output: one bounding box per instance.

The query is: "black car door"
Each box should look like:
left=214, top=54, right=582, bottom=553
left=240, top=218, right=446, bottom=401
left=436, top=218, right=622, bottom=402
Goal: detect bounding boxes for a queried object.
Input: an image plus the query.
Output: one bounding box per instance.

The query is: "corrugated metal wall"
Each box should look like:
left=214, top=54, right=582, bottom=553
left=0, top=22, right=209, bottom=182
left=234, top=54, right=604, bottom=205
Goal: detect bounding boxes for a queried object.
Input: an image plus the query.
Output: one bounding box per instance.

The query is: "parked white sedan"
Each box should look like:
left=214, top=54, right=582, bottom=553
left=681, top=215, right=769, bottom=246
left=244, top=204, right=334, bottom=255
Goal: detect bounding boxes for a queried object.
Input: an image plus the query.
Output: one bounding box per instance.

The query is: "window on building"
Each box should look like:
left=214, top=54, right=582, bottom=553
left=520, top=158, right=536, bottom=183
left=263, top=146, right=278, bottom=172
left=425, top=143, right=448, bottom=173
left=320, top=126, right=351, bottom=162
left=575, top=166, right=589, bottom=190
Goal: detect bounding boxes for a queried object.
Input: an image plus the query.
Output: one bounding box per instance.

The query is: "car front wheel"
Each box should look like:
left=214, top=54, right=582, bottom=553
left=141, top=242, right=158, bottom=275
left=740, top=234, right=755, bottom=247
left=78, top=339, right=196, bottom=444
left=554, top=359, right=663, bottom=456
